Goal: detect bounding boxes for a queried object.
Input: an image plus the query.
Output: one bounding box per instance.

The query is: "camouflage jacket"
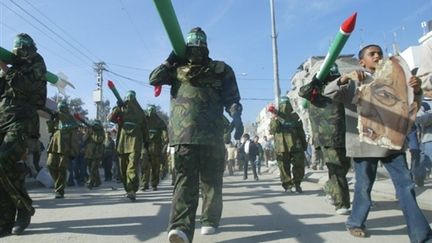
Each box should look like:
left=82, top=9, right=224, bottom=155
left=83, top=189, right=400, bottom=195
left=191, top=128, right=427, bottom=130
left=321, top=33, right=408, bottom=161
left=146, top=112, right=168, bottom=151
left=149, top=60, right=241, bottom=146
left=269, top=112, right=306, bottom=153
left=46, top=112, right=79, bottom=157
left=84, top=125, right=105, bottom=159
left=0, top=53, right=47, bottom=132
left=108, top=100, right=149, bottom=154
left=308, top=95, right=346, bottom=148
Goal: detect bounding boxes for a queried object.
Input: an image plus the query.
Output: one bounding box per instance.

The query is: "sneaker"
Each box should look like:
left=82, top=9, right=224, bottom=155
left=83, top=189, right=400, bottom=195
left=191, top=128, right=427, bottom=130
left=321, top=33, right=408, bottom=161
left=201, top=226, right=216, bottom=235
left=336, top=207, right=350, bottom=215
left=168, top=229, right=189, bottom=243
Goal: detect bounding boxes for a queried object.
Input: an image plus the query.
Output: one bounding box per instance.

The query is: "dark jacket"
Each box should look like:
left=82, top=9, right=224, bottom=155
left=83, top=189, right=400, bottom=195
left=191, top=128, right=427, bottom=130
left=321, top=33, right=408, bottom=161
left=239, top=140, right=259, bottom=162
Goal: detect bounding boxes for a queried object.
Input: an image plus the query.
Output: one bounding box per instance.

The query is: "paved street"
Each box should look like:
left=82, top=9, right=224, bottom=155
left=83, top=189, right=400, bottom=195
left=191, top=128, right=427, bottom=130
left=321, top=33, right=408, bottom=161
left=3, top=170, right=432, bottom=243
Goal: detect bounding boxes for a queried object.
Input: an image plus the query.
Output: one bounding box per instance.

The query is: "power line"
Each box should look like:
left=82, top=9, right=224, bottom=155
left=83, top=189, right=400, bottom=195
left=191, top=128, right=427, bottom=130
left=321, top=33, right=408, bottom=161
left=0, top=2, right=90, bottom=65
left=117, top=0, right=151, bottom=57
left=242, top=98, right=273, bottom=101
left=22, top=0, right=101, bottom=62
left=106, top=62, right=152, bottom=72
left=8, top=0, right=96, bottom=65
left=105, top=68, right=152, bottom=88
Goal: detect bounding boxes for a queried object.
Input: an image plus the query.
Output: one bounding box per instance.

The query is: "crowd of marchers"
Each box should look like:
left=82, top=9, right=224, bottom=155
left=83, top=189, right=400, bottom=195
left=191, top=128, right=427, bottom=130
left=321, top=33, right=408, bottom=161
left=1, top=31, right=432, bottom=243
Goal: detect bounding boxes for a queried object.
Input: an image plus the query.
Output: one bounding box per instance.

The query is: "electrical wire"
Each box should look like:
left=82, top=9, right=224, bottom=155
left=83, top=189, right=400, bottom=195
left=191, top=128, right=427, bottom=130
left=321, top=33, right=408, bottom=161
left=8, top=0, right=96, bottom=65
left=105, top=68, right=152, bottom=88
left=21, top=0, right=102, bottom=62
left=0, top=2, right=91, bottom=65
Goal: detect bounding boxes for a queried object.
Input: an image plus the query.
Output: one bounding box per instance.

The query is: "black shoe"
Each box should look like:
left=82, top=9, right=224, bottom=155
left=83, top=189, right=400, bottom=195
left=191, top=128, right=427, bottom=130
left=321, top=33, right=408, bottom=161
left=54, top=192, right=64, bottom=199
left=11, top=209, right=32, bottom=235
left=86, top=183, right=93, bottom=190
left=152, top=187, right=158, bottom=191
left=243, top=176, right=248, bottom=180
left=254, top=177, right=259, bottom=181
left=126, top=192, right=136, bottom=201
left=295, top=185, right=303, bottom=193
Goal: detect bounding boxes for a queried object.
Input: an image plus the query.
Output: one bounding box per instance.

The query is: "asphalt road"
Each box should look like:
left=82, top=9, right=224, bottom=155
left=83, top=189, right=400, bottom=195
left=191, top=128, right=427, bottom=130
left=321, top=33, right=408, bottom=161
left=3, top=170, right=432, bottom=243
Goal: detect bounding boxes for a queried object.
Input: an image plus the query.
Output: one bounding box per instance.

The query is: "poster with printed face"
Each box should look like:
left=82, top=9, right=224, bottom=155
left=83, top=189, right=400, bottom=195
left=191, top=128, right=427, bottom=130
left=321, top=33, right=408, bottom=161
left=355, top=56, right=417, bottom=150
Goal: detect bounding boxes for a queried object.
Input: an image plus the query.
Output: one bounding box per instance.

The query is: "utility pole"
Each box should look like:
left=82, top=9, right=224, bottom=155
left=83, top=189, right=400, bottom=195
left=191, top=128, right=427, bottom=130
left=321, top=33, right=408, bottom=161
left=269, top=0, right=281, bottom=107
left=93, top=62, right=106, bottom=121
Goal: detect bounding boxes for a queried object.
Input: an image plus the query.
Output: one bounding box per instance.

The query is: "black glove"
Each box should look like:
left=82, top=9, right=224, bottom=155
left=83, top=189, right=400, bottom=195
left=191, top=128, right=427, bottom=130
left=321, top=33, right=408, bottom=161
left=116, top=100, right=124, bottom=107
left=229, top=103, right=244, bottom=140
left=231, top=112, right=244, bottom=140
left=166, top=51, right=185, bottom=66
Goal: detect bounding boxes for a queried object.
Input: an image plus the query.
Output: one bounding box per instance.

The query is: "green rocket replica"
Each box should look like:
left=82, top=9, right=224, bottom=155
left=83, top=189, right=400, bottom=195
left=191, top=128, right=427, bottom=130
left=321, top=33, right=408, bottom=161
left=0, top=46, right=75, bottom=93
left=316, top=12, right=357, bottom=81
left=152, top=0, right=186, bottom=97
left=107, top=80, right=124, bottom=106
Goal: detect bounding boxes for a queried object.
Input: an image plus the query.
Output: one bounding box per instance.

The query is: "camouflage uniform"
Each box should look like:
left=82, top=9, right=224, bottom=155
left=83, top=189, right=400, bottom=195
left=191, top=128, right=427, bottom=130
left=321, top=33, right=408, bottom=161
left=269, top=97, right=307, bottom=192
left=108, top=94, right=149, bottom=200
left=149, top=27, right=242, bottom=242
left=102, top=132, right=115, bottom=181
left=0, top=33, right=47, bottom=235
left=308, top=96, right=350, bottom=210
left=299, top=68, right=350, bottom=211
left=84, top=121, right=105, bottom=189
left=46, top=104, right=79, bottom=198
left=141, top=107, right=167, bottom=191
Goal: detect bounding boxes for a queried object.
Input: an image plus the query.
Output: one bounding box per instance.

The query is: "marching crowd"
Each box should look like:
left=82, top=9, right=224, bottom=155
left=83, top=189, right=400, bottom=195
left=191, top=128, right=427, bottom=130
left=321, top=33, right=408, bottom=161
left=1, top=27, right=432, bottom=243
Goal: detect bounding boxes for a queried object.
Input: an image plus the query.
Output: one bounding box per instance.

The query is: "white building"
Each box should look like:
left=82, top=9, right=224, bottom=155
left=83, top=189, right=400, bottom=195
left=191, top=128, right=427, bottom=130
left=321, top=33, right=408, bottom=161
left=400, top=20, right=432, bottom=90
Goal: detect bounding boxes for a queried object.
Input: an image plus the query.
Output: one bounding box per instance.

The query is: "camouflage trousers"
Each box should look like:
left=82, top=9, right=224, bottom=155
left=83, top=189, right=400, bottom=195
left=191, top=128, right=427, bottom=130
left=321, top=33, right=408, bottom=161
left=169, top=144, right=225, bottom=242
left=141, top=149, right=162, bottom=189
left=47, top=153, right=70, bottom=195
left=86, top=158, right=102, bottom=187
left=276, top=151, right=305, bottom=190
left=118, top=152, right=140, bottom=193
left=0, top=130, right=34, bottom=229
left=321, top=147, right=350, bottom=209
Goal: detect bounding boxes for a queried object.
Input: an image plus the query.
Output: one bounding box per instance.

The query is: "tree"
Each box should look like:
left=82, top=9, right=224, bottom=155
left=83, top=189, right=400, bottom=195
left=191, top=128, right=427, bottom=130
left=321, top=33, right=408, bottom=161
left=51, top=94, right=88, bottom=118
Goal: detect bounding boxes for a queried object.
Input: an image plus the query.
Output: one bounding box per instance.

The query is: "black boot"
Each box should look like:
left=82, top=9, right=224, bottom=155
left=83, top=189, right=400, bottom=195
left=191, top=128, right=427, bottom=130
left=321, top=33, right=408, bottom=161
left=11, top=208, right=33, bottom=235
left=0, top=223, right=12, bottom=237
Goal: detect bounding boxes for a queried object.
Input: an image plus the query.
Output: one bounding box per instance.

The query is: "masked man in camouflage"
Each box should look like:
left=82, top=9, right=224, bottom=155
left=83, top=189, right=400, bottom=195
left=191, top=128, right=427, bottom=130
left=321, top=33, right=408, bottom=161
left=299, top=64, right=351, bottom=215
left=47, top=100, right=79, bottom=199
left=84, top=120, right=105, bottom=189
left=141, top=104, right=167, bottom=191
left=108, top=90, right=149, bottom=201
left=149, top=27, right=243, bottom=243
left=0, top=33, right=47, bottom=236
left=269, top=96, right=307, bottom=193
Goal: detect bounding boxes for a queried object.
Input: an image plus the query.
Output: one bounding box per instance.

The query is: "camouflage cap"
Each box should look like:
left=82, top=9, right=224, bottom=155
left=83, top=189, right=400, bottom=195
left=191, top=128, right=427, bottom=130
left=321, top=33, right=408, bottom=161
left=13, top=33, right=35, bottom=49
left=57, top=100, right=68, bottom=110
left=186, top=27, right=207, bottom=47
left=147, top=104, right=156, bottom=113
left=125, top=90, right=136, bottom=101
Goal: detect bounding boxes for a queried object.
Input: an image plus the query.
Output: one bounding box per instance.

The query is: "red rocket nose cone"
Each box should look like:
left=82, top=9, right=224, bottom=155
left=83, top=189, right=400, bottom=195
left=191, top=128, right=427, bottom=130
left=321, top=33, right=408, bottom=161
left=341, top=12, right=357, bottom=33
left=154, top=85, right=162, bottom=97
left=108, top=80, right=115, bottom=89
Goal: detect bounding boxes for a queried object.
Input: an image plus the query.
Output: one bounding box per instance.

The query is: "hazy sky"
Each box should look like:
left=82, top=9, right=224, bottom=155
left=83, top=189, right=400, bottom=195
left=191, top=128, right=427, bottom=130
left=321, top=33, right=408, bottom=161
left=1, top=0, right=431, bottom=123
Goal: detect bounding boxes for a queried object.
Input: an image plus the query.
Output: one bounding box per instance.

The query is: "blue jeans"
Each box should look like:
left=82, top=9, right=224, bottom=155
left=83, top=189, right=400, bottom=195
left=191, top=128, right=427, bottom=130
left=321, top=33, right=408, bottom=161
left=346, top=153, right=432, bottom=242
left=420, top=142, right=432, bottom=177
